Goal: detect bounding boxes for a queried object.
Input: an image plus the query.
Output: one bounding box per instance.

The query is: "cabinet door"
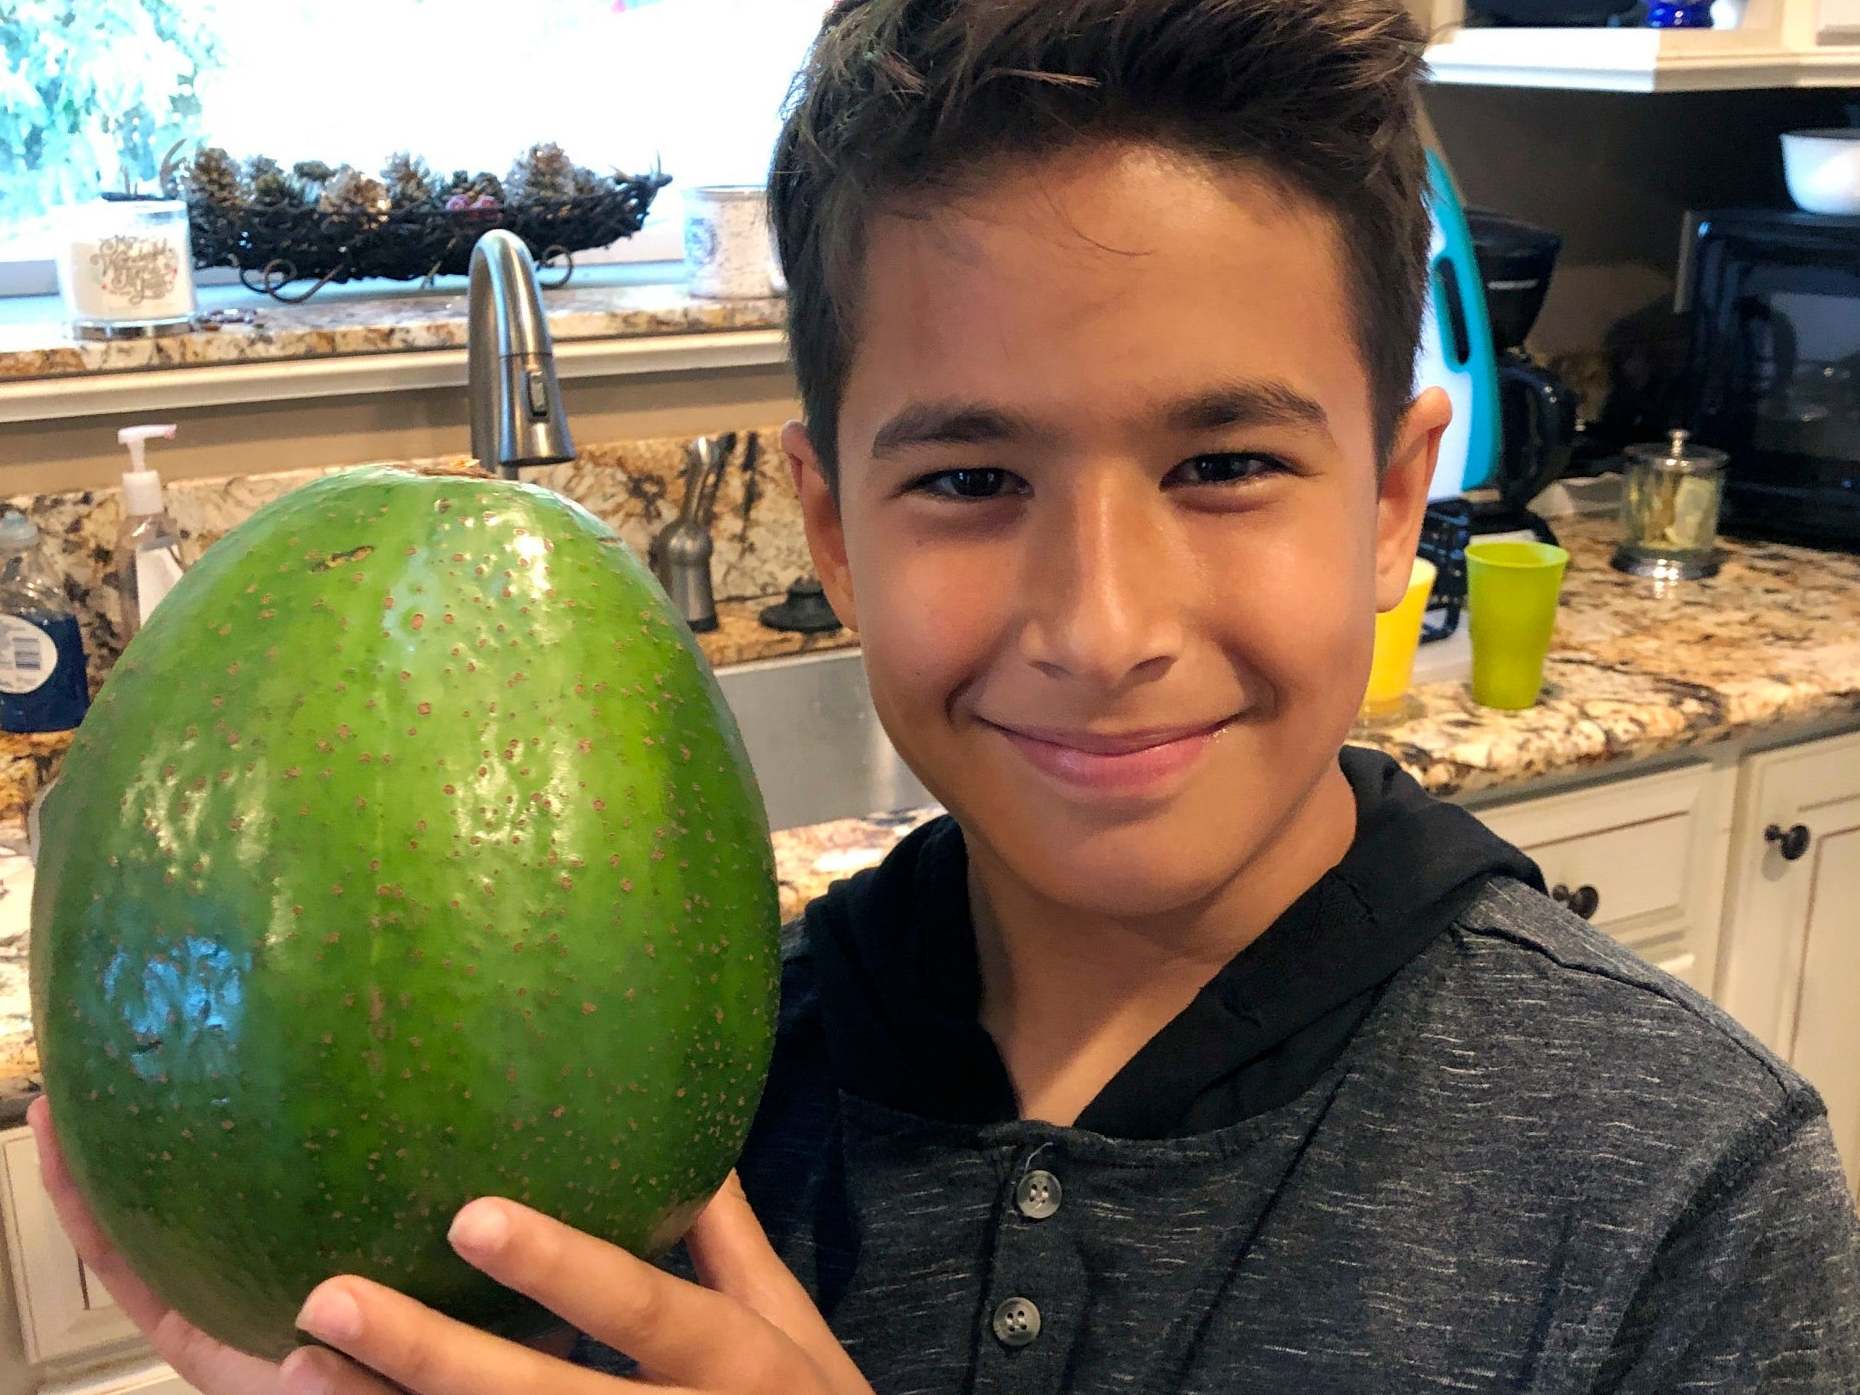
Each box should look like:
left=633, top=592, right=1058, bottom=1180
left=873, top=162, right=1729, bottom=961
left=0, top=1128, right=141, bottom=1366
left=1717, top=730, right=1860, bottom=1195
left=1470, top=759, right=1734, bottom=993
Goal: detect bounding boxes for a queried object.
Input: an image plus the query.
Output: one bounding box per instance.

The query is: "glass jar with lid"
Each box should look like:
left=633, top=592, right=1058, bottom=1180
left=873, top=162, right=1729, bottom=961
left=1611, top=428, right=1729, bottom=581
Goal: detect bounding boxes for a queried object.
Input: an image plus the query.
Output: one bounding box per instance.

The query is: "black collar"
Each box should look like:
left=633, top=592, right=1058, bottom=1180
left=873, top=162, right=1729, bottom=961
left=802, top=747, right=1542, bottom=1139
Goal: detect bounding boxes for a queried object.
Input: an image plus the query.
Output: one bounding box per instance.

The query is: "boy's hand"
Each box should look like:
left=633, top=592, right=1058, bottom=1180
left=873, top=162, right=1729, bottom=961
left=27, top=1095, right=874, bottom=1395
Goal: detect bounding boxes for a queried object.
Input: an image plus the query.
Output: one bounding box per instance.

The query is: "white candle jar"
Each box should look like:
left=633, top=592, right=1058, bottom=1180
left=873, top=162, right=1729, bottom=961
left=683, top=185, right=785, bottom=300
left=56, top=198, right=197, bottom=337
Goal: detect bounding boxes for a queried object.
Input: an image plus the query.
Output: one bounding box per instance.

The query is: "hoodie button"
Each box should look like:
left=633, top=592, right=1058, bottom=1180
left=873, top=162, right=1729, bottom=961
left=1014, top=1169, right=1062, bottom=1220
left=991, top=1296, right=1042, bottom=1347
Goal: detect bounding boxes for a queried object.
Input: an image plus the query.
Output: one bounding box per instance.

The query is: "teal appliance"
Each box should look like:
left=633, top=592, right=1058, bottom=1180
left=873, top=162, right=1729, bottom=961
left=1415, top=147, right=1502, bottom=502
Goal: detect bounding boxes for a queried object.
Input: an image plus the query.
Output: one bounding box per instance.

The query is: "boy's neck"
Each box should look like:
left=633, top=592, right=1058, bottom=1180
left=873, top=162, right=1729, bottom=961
left=967, top=760, right=1358, bottom=1129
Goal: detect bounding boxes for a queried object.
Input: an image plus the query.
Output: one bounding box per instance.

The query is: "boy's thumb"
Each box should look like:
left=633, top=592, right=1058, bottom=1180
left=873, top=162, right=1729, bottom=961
left=682, top=1170, right=869, bottom=1390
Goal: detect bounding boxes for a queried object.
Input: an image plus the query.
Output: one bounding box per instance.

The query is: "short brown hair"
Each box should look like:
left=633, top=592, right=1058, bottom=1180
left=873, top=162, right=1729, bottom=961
left=769, top=0, right=1432, bottom=490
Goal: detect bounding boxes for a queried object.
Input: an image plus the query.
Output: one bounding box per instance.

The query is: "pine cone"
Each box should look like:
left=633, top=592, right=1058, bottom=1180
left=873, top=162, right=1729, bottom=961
left=292, top=160, right=336, bottom=187
left=381, top=152, right=439, bottom=210
left=243, top=156, right=294, bottom=206
left=317, top=166, right=390, bottom=225
left=465, top=172, right=503, bottom=203
left=186, top=147, right=244, bottom=210
left=572, top=164, right=605, bottom=199
left=507, top=142, right=577, bottom=206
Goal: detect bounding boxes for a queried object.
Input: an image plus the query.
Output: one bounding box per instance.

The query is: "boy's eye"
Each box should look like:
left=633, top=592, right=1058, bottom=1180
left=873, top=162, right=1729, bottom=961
left=1166, top=453, right=1289, bottom=487
left=910, top=468, right=1024, bottom=500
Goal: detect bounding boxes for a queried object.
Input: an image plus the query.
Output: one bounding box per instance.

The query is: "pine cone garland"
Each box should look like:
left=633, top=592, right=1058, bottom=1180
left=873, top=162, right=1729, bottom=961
left=507, top=142, right=577, bottom=206
left=382, top=152, right=439, bottom=210
left=186, top=147, right=244, bottom=210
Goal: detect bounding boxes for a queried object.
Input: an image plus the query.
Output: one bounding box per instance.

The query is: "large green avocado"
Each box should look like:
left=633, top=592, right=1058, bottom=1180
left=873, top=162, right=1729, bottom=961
left=29, top=465, right=780, bottom=1359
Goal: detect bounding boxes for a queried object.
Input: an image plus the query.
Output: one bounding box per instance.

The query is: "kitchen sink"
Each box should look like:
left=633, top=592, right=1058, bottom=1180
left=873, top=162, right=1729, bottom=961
left=713, top=648, right=934, bottom=832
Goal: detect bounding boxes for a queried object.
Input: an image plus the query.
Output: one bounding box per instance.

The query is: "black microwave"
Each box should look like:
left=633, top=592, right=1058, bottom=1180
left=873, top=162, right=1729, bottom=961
left=1678, top=207, right=1860, bottom=551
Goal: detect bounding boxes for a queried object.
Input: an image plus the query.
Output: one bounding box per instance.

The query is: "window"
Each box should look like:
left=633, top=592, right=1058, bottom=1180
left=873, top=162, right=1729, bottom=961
left=0, top=0, right=827, bottom=296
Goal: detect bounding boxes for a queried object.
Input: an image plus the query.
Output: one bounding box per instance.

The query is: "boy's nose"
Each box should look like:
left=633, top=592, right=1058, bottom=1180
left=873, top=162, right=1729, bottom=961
left=1015, top=473, right=1185, bottom=691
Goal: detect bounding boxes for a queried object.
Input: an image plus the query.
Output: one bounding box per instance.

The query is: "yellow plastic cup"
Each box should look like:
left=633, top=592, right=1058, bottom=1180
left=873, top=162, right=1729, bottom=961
left=1361, top=557, right=1437, bottom=719
left=1466, top=540, right=1570, bottom=711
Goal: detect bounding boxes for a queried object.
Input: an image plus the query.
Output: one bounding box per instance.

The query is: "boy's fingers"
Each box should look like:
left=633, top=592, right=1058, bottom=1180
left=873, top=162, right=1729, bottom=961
left=443, top=1195, right=805, bottom=1393
left=292, top=1273, right=633, bottom=1395
left=684, top=1172, right=869, bottom=1390
left=279, top=1345, right=407, bottom=1395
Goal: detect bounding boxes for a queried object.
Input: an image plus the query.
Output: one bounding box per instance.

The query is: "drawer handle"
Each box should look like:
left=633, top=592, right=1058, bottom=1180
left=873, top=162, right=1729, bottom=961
left=1765, top=823, right=1812, bottom=862
left=1551, top=883, right=1601, bottom=919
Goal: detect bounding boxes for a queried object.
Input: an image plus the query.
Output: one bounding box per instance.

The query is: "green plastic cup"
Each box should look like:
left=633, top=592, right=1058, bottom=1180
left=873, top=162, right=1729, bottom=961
left=1466, top=540, right=1570, bottom=711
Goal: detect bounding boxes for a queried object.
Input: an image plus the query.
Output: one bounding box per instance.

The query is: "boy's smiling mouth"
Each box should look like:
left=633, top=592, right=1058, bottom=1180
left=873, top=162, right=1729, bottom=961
left=976, top=715, right=1239, bottom=796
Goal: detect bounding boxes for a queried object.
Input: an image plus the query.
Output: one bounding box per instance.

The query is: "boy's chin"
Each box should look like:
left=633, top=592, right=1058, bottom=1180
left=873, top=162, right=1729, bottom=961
left=971, top=813, right=1265, bottom=923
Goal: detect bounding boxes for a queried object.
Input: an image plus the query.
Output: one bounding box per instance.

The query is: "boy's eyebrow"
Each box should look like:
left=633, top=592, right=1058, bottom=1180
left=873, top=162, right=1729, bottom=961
left=870, top=401, right=1031, bottom=459
left=868, top=379, right=1332, bottom=460
left=1165, top=380, right=1332, bottom=436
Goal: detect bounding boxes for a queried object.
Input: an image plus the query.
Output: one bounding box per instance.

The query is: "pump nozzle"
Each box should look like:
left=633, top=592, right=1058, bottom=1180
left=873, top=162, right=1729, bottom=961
left=117, top=424, right=177, bottom=476
left=118, top=424, right=177, bottom=517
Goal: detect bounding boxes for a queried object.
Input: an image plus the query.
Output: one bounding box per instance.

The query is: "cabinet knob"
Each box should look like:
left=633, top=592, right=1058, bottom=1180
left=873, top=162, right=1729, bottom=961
left=1764, top=823, right=1812, bottom=861
left=1551, top=883, right=1602, bottom=919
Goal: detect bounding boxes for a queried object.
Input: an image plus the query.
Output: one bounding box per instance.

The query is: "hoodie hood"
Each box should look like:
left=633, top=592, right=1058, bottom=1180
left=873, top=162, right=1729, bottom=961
left=801, top=746, right=1544, bottom=1138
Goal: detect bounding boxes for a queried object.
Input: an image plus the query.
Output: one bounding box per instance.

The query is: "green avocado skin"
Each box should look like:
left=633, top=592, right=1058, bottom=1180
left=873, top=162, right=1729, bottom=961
left=28, top=467, right=780, bottom=1360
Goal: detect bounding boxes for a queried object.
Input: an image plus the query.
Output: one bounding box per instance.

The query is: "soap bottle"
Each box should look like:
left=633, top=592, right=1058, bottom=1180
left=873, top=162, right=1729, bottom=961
left=0, top=512, right=89, bottom=733
left=114, top=424, right=186, bottom=642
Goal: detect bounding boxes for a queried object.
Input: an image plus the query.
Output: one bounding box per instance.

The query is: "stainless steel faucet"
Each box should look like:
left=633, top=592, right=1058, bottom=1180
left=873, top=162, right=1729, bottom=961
left=650, top=436, right=728, bottom=632
left=466, top=230, right=575, bottom=478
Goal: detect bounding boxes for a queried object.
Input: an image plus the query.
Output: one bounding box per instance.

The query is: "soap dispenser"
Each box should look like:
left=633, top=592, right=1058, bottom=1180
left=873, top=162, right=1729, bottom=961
left=113, top=423, right=186, bottom=642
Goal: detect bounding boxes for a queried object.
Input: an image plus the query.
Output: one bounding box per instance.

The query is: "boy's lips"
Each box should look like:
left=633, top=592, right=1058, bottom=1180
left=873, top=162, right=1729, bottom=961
left=980, top=715, right=1237, bottom=795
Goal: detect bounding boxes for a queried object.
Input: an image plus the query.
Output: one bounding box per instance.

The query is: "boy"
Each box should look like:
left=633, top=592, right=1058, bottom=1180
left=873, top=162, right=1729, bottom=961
left=31, top=0, right=1860, bottom=1391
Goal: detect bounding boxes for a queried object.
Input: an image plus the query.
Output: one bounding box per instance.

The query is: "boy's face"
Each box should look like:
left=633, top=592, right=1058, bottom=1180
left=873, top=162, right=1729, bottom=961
left=784, top=142, right=1448, bottom=919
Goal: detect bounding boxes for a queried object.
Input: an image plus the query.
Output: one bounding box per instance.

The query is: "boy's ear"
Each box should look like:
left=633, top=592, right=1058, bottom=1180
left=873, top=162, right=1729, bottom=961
left=1373, top=386, right=1452, bottom=613
left=780, top=419, right=858, bottom=632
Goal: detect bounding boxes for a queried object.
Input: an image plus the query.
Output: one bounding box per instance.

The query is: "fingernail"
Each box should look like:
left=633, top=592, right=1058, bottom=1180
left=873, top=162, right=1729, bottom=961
left=295, top=1286, right=361, bottom=1344
left=280, top=1348, right=333, bottom=1395
left=449, top=1201, right=508, bottom=1256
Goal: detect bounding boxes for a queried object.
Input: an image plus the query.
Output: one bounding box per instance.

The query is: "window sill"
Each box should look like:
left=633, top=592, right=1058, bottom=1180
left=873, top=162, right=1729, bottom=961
left=0, top=263, right=788, bottom=425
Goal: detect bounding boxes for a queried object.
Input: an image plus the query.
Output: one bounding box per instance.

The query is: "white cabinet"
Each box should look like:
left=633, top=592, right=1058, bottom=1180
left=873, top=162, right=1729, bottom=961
left=1717, top=730, right=1860, bottom=1194
left=1468, top=759, right=1736, bottom=993
left=0, top=1132, right=198, bottom=1395
left=0, top=1134, right=138, bottom=1367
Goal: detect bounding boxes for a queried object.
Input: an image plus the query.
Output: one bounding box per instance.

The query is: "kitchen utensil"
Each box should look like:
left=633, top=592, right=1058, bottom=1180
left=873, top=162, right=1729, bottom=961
left=1361, top=557, right=1438, bottom=722
left=1414, top=149, right=1502, bottom=503
left=1781, top=130, right=1860, bottom=216
left=1466, top=540, right=1570, bottom=711
left=1611, top=428, right=1728, bottom=580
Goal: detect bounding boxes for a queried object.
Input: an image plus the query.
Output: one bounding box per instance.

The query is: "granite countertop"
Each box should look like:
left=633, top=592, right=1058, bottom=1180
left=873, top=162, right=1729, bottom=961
left=0, top=513, right=1855, bottom=1124
left=0, top=276, right=786, bottom=381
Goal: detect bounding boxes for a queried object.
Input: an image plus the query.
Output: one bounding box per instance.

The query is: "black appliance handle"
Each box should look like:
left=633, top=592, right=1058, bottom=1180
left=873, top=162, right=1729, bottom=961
left=1495, top=357, right=1578, bottom=510
left=1736, top=296, right=1798, bottom=406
